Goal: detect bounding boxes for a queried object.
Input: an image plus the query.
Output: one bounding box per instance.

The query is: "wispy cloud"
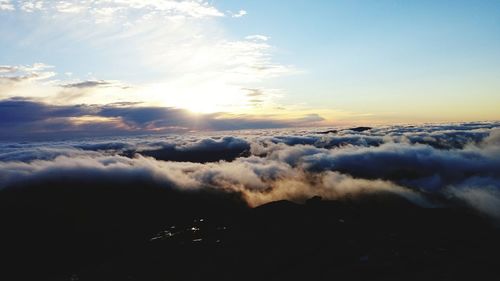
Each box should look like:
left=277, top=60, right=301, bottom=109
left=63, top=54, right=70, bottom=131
left=0, top=0, right=14, bottom=10
left=0, top=63, right=55, bottom=83
left=11, top=0, right=224, bottom=18
left=245, top=35, right=269, bottom=41
left=231, top=9, right=247, bottom=18
left=0, top=1, right=296, bottom=113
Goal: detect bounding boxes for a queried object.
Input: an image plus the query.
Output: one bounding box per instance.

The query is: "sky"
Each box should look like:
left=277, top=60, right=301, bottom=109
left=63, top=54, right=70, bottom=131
left=1, top=0, right=500, bottom=139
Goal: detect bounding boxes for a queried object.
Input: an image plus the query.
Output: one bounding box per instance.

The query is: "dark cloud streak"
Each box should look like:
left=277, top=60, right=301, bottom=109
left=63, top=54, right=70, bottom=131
left=0, top=98, right=325, bottom=140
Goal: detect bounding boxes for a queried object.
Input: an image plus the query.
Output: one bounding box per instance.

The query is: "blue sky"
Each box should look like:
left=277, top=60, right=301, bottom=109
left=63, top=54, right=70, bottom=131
left=218, top=0, right=500, bottom=119
left=0, top=0, right=499, bottom=138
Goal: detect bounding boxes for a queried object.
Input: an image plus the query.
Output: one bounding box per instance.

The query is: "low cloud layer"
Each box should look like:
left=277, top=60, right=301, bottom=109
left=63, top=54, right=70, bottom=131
left=1, top=122, right=500, bottom=219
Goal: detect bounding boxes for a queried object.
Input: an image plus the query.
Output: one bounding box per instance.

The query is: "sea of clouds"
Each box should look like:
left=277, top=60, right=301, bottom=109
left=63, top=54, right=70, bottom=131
left=1, top=122, right=500, bottom=219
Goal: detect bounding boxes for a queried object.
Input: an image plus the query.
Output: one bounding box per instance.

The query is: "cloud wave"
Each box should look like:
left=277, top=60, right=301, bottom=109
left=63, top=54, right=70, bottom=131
left=1, top=122, right=500, bottom=219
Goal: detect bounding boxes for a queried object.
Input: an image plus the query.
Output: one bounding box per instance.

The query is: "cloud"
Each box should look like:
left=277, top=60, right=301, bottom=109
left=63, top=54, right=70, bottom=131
left=0, top=146, right=104, bottom=162
left=258, top=123, right=495, bottom=150
left=0, top=98, right=327, bottom=139
left=19, top=0, right=43, bottom=12
left=449, top=184, right=500, bottom=219
left=480, top=127, right=500, bottom=148
left=231, top=9, right=247, bottom=18
left=240, top=88, right=286, bottom=108
left=0, top=151, right=426, bottom=208
left=244, top=88, right=265, bottom=97
left=1, top=122, right=500, bottom=219
left=245, top=35, right=269, bottom=41
left=0, top=3, right=294, bottom=111
left=0, top=0, right=14, bottom=11
left=55, top=80, right=132, bottom=102
left=264, top=136, right=500, bottom=191
left=0, top=98, right=132, bottom=139
left=0, top=98, right=93, bottom=124
left=61, top=80, right=113, bottom=89
left=0, top=66, right=15, bottom=73
left=135, top=136, right=251, bottom=163
left=11, top=0, right=224, bottom=18
left=0, top=63, right=55, bottom=83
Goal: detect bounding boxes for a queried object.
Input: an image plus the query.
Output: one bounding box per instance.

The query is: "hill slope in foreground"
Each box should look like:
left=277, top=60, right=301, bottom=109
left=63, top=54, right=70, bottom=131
left=1, top=184, right=499, bottom=281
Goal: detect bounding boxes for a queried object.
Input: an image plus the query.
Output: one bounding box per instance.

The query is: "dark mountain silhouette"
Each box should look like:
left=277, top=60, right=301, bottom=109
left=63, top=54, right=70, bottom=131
left=0, top=183, right=499, bottom=281
left=317, top=129, right=338, bottom=134
left=317, top=127, right=372, bottom=134
left=347, top=126, right=372, bottom=132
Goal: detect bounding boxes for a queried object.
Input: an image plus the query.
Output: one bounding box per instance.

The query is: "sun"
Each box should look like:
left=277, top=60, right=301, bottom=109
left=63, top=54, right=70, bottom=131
left=145, top=81, right=249, bottom=113
left=179, top=97, right=220, bottom=113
